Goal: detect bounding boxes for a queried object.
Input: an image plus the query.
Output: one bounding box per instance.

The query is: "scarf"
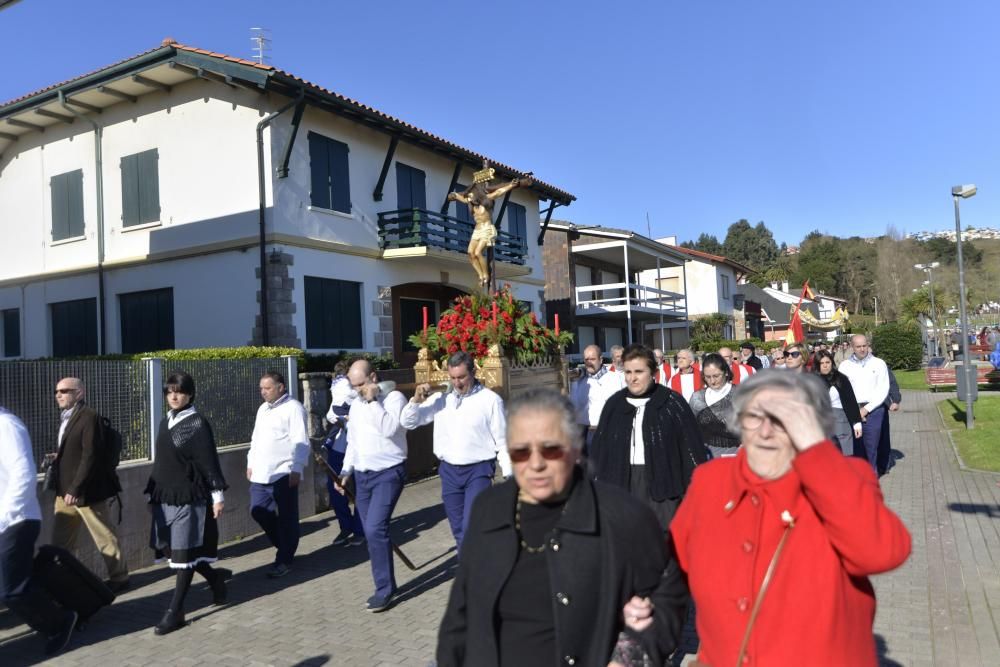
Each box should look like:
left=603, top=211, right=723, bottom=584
left=669, top=369, right=703, bottom=395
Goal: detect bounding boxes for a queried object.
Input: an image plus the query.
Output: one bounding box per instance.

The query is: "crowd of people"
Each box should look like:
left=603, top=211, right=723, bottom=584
left=1, top=334, right=913, bottom=664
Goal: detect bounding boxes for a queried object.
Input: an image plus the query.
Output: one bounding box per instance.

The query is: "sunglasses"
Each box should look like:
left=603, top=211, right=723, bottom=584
left=54, top=388, right=78, bottom=395
left=508, top=444, right=568, bottom=463
left=787, top=351, right=802, bottom=358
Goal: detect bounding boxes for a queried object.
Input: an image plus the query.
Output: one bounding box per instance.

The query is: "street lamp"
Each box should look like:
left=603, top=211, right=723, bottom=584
left=915, top=261, right=940, bottom=356
left=952, top=184, right=976, bottom=429
left=873, top=296, right=879, bottom=327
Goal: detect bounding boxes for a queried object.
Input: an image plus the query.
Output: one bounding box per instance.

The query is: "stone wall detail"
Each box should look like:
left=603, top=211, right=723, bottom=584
left=252, top=250, right=301, bottom=348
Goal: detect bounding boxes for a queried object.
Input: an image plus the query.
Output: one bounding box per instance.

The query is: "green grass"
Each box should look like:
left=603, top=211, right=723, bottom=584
left=937, top=396, right=1000, bottom=472
left=894, top=369, right=928, bottom=391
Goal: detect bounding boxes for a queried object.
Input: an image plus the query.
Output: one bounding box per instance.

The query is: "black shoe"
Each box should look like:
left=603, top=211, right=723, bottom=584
left=366, top=591, right=395, bottom=613
left=212, top=568, right=232, bottom=605
left=266, top=563, right=290, bottom=579
left=104, top=578, right=130, bottom=594
left=44, top=610, right=78, bottom=656
left=153, top=609, right=186, bottom=635
left=332, top=530, right=353, bottom=546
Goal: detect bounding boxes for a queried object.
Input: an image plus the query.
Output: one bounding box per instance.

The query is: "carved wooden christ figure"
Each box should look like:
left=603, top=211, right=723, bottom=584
left=448, top=166, right=532, bottom=289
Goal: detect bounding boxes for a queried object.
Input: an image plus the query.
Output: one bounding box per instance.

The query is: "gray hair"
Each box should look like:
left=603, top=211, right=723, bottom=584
left=677, top=348, right=694, bottom=361
left=610, top=345, right=624, bottom=355
left=728, top=369, right=834, bottom=436
left=447, top=350, right=476, bottom=375
left=506, top=387, right=583, bottom=452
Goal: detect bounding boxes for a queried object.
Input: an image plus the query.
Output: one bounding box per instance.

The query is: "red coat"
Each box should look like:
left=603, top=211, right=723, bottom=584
left=670, top=442, right=911, bottom=666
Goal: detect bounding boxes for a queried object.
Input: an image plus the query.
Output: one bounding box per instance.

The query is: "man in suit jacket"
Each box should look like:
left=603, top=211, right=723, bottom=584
left=50, top=377, right=129, bottom=591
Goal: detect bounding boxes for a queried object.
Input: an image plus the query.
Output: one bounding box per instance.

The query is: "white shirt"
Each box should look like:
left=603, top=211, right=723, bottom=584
left=343, top=390, right=408, bottom=475
left=606, top=365, right=627, bottom=391
left=674, top=373, right=698, bottom=402
left=570, top=368, right=619, bottom=427
left=838, top=354, right=890, bottom=409
left=625, top=396, right=649, bottom=465
left=0, top=408, right=42, bottom=533
left=325, top=375, right=357, bottom=455
left=704, top=383, right=732, bottom=407
left=248, top=394, right=310, bottom=484
left=400, top=383, right=510, bottom=477
left=57, top=405, right=76, bottom=447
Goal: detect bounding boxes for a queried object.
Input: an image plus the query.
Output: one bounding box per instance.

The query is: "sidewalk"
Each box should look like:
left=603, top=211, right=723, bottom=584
left=2, top=388, right=999, bottom=666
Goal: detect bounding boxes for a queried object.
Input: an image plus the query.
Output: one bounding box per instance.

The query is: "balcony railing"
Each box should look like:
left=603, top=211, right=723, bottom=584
left=576, top=282, right=687, bottom=317
left=377, top=208, right=526, bottom=266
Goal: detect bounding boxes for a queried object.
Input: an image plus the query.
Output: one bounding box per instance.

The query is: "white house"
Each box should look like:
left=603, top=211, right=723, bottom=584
left=638, top=239, right=751, bottom=344
left=0, top=39, right=574, bottom=362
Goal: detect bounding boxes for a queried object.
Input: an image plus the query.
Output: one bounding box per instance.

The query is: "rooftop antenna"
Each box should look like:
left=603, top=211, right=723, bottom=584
left=250, top=27, right=272, bottom=65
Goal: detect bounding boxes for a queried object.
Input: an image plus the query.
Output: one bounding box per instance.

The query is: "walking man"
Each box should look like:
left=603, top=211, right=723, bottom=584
left=2, top=406, right=78, bottom=656
left=401, top=351, right=508, bottom=551
left=668, top=348, right=702, bottom=401
left=571, top=344, right=619, bottom=450
left=50, top=377, right=129, bottom=592
left=325, top=361, right=364, bottom=546
left=717, top=346, right=753, bottom=384
left=248, top=371, right=309, bottom=578
left=839, top=334, right=890, bottom=471
left=877, top=367, right=902, bottom=476
left=341, top=359, right=409, bottom=612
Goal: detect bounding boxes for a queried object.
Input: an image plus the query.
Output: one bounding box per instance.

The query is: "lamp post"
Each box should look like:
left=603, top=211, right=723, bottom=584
left=915, top=261, right=940, bottom=356
left=952, top=184, right=977, bottom=429
left=873, top=296, right=879, bottom=327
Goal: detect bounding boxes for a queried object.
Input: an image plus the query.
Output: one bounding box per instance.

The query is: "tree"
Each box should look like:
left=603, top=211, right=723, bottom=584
left=791, top=235, right=840, bottom=295
left=922, top=237, right=983, bottom=266
left=681, top=233, right=723, bottom=255
left=722, top=219, right=780, bottom=271
left=836, top=237, right=877, bottom=314
left=690, top=312, right=731, bottom=341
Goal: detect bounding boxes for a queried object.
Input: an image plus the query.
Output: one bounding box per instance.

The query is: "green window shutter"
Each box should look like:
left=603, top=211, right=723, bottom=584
left=51, top=298, right=97, bottom=357
left=304, top=276, right=362, bottom=349
left=138, top=149, right=160, bottom=224
left=121, top=154, right=141, bottom=227
left=51, top=173, right=69, bottom=241
left=66, top=170, right=85, bottom=238
left=120, top=287, right=174, bottom=353
left=2, top=308, right=20, bottom=357
left=308, top=132, right=331, bottom=209
left=328, top=139, right=351, bottom=213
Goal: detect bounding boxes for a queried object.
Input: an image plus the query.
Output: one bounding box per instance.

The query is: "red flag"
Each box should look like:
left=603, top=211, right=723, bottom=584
left=785, top=280, right=810, bottom=345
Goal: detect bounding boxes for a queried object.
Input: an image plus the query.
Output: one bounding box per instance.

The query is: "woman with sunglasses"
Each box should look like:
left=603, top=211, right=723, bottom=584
left=783, top=343, right=806, bottom=371
left=437, top=388, right=687, bottom=667
left=689, top=353, right=740, bottom=458
left=622, top=370, right=911, bottom=665
left=812, top=349, right=864, bottom=456
left=591, top=344, right=709, bottom=532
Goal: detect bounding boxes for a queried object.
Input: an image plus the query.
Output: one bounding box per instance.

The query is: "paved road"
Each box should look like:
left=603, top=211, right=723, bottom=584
left=2, top=388, right=999, bottom=666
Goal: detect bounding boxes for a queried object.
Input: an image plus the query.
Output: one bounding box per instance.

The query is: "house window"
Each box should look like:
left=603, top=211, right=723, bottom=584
left=121, top=148, right=160, bottom=227
left=400, top=298, right=437, bottom=353
left=304, top=277, right=362, bottom=349
left=51, top=169, right=85, bottom=241
left=50, top=298, right=97, bottom=357
left=720, top=274, right=731, bottom=299
left=2, top=308, right=20, bottom=357
left=120, top=288, right=174, bottom=353
left=451, top=183, right=472, bottom=224
left=507, top=202, right=526, bottom=246
left=395, top=163, right=427, bottom=211
left=308, top=132, right=351, bottom=213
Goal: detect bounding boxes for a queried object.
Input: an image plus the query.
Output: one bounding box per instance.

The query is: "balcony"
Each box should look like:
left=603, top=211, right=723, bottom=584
left=377, top=208, right=526, bottom=266
left=575, top=282, right=687, bottom=319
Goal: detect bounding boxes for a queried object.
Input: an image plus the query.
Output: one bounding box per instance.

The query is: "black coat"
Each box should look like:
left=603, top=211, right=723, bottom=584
left=55, top=403, right=119, bottom=505
left=824, top=372, right=864, bottom=426
left=436, top=470, right=688, bottom=667
left=145, top=412, right=227, bottom=506
left=590, top=385, right=709, bottom=501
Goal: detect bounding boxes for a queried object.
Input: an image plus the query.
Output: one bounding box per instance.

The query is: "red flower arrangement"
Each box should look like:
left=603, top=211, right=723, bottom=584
left=408, top=285, right=573, bottom=364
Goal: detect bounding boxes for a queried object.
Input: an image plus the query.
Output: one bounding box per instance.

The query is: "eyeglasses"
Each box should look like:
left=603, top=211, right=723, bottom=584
left=508, top=444, right=569, bottom=464
left=739, top=411, right=787, bottom=432
left=54, top=388, right=77, bottom=395
left=786, top=351, right=802, bottom=358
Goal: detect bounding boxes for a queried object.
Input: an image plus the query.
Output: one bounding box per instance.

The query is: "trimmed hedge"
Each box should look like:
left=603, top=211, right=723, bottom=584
left=14, top=346, right=399, bottom=372
left=871, top=321, right=923, bottom=370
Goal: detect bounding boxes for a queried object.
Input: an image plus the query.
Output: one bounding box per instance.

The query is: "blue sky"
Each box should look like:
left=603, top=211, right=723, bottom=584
left=1, top=0, right=996, bottom=246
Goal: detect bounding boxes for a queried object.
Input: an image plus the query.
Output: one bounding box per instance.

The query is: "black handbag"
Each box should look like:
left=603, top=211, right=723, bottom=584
left=41, top=456, right=60, bottom=493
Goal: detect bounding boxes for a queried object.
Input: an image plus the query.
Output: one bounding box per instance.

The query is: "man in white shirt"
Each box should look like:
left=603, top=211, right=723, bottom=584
left=718, top=347, right=753, bottom=385
left=838, top=334, right=891, bottom=471
left=607, top=344, right=626, bottom=389
left=668, top=348, right=702, bottom=401
left=247, top=371, right=309, bottom=579
left=324, top=361, right=364, bottom=546
left=653, top=348, right=673, bottom=385
left=571, top=345, right=619, bottom=449
left=341, top=359, right=409, bottom=612
left=1, top=407, right=78, bottom=656
left=400, top=351, right=507, bottom=551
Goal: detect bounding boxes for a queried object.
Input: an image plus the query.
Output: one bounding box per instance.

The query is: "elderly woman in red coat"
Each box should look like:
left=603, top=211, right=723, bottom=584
left=621, top=369, right=911, bottom=666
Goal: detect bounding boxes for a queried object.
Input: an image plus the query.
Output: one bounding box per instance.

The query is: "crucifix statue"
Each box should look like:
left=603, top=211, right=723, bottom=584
left=448, top=163, right=532, bottom=291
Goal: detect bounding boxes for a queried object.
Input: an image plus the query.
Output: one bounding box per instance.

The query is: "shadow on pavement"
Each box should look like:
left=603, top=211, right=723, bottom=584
left=393, top=554, right=458, bottom=608
left=948, top=502, right=1000, bottom=517
left=390, top=502, right=448, bottom=546
left=875, top=633, right=904, bottom=666
left=291, top=656, right=330, bottom=667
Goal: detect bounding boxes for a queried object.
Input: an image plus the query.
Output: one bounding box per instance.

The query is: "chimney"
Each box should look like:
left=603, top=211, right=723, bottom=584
left=781, top=281, right=789, bottom=293
left=770, top=282, right=779, bottom=290
left=657, top=235, right=678, bottom=246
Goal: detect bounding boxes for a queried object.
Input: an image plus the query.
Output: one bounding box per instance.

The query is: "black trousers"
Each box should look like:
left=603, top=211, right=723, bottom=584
left=0, top=519, right=65, bottom=635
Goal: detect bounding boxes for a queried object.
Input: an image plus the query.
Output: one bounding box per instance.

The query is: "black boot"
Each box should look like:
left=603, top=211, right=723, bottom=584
left=153, top=609, right=186, bottom=635
left=197, top=563, right=231, bottom=606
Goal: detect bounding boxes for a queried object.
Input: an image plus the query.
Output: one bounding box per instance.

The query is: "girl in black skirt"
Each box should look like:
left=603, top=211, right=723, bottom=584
left=145, top=371, right=230, bottom=635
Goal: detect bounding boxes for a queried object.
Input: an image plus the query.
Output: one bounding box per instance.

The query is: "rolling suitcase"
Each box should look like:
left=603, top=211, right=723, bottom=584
left=33, top=545, right=116, bottom=624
